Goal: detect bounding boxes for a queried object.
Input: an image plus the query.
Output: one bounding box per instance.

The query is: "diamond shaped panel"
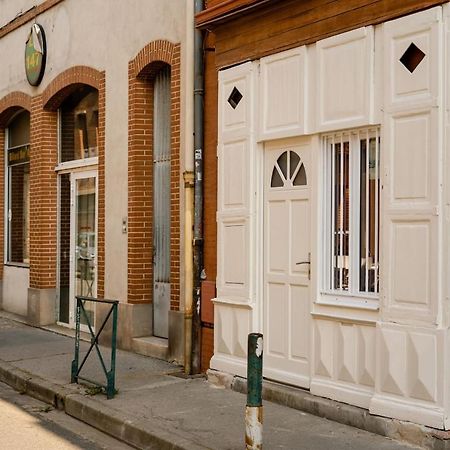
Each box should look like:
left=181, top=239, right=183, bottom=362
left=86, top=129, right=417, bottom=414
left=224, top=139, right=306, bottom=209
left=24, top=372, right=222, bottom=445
left=400, top=43, right=426, bottom=73
left=228, top=87, right=243, bottom=109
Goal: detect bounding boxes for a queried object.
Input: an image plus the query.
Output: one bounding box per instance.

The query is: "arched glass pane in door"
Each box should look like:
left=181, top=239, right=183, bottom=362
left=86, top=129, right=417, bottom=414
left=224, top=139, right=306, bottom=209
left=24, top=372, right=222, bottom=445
left=270, top=150, right=307, bottom=188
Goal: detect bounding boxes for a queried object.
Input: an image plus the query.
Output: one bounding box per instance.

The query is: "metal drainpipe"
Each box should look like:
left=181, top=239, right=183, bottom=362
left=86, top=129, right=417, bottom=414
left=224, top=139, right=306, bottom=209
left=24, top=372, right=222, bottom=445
left=192, top=0, right=205, bottom=374
left=184, top=171, right=194, bottom=375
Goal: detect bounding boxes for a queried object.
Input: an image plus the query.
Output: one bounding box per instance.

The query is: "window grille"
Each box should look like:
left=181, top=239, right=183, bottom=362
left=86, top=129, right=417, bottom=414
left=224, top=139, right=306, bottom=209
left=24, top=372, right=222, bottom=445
left=326, top=129, right=380, bottom=296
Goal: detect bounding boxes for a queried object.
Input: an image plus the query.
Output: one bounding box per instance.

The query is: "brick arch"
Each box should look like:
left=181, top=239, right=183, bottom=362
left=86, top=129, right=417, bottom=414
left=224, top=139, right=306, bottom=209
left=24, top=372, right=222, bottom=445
left=127, top=40, right=181, bottom=314
left=42, top=66, right=103, bottom=111
left=32, top=66, right=106, bottom=299
left=131, top=40, right=176, bottom=79
left=0, top=92, right=32, bottom=127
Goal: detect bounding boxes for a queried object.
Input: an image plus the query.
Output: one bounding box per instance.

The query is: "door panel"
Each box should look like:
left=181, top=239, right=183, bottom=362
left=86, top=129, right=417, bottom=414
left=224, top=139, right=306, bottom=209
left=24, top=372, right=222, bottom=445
left=153, top=66, right=171, bottom=338
left=58, top=171, right=97, bottom=330
left=73, top=175, right=97, bottom=328
left=264, top=144, right=311, bottom=388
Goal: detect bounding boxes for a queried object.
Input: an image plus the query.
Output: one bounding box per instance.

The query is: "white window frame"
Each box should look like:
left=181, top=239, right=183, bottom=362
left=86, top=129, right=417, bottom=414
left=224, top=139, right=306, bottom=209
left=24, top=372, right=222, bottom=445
left=54, top=109, right=98, bottom=173
left=319, top=127, right=380, bottom=310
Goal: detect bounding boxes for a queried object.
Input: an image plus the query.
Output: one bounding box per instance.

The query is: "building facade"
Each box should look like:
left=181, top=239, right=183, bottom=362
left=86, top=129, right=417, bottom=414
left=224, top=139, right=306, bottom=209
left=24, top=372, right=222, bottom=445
left=0, top=0, right=194, bottom=363
left=198, top=0, right=450, bottom=429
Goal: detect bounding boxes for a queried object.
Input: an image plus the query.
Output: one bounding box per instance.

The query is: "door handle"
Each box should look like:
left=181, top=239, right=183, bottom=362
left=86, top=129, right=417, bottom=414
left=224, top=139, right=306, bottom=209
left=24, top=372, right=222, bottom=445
left=296, top=253, right=311, bottom=280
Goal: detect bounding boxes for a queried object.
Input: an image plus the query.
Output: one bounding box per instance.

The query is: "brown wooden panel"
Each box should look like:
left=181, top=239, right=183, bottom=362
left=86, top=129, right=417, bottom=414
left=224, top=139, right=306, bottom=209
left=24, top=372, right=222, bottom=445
left=201, top=280, right=216, bottom=323
left=201, top=326, right=214, bottom=372
left=198, top=0, right=270, bottom=26
left=209, top=0, right=448, bottom=68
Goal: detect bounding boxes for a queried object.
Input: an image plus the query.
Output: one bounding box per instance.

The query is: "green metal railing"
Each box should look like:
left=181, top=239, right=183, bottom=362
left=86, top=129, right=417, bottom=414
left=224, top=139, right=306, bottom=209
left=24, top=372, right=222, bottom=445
left=71, top=296, right=119, bottom=399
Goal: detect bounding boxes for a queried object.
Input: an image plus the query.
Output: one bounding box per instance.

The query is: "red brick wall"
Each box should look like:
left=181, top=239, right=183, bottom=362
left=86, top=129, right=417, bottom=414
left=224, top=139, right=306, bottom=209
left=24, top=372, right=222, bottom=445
left=128, top=40, right=181, bottom=311
left=29, top=95, right=57, bottom=288
left=36, top=66, right=106, bottom=292
left=201, top=33, right=218, bottom=371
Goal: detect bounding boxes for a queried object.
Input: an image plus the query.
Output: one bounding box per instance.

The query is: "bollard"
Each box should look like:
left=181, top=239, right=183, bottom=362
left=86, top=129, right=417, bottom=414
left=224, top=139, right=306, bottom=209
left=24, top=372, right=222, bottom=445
left=246, top=333, right=263, bottom=450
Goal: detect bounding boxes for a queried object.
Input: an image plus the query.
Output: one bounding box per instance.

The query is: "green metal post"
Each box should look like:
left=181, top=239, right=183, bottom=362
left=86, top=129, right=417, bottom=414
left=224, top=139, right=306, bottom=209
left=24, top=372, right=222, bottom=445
left=247, top=333, right=263, bottom=406
left=107, top=302, right=118, bottom=399
left=71, top=298, right=81, bottom=384
left=246, top=333, right=263, bottom=449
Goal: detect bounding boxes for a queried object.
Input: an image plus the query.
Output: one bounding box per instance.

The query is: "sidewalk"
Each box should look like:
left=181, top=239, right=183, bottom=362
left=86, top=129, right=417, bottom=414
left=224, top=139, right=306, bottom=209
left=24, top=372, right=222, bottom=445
left=0, top=313, right=423, bottom=450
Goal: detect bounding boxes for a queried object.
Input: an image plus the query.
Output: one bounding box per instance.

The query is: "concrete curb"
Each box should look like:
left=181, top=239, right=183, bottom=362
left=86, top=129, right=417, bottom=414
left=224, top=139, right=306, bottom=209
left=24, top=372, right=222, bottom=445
left=0, top=359, right=210, bottom=450
left=207, top=369, right=450, bottom=450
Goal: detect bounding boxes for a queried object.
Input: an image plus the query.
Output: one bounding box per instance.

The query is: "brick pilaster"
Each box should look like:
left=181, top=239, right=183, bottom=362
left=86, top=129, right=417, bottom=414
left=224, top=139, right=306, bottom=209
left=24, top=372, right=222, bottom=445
left=128, top=41, right=182, bottom=311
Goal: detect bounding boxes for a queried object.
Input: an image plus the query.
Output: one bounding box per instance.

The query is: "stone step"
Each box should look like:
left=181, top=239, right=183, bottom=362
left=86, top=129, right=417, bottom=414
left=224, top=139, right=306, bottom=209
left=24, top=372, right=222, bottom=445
left=131, top=335, right=168, bottom=360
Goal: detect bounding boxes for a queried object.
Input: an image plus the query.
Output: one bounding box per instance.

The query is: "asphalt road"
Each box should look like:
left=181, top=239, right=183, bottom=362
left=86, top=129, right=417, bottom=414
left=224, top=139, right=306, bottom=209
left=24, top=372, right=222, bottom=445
left=0, top=381, right=133, bottom=450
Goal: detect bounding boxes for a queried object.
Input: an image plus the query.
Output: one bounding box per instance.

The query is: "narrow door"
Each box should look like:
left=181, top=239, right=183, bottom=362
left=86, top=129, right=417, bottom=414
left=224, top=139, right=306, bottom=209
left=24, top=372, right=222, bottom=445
left=264, top=144, right=311, bottom=388
left=70, top=172, right=97, bottom=329
left=153, top=66, right=171, bottom=338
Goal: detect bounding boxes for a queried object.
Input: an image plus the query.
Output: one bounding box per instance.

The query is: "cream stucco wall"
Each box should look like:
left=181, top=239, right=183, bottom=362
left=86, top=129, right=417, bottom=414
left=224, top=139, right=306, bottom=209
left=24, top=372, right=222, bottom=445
left=0, top=0, right=194, bottom=305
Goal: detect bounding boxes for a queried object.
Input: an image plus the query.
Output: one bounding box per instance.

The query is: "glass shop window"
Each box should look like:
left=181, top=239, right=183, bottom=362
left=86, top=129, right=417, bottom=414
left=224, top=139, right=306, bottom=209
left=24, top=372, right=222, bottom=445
left=59, top=87, right=99, bottom=163
left=324, top=128, right=380, bottom=297
left=6, top=110, right=30, bottom=265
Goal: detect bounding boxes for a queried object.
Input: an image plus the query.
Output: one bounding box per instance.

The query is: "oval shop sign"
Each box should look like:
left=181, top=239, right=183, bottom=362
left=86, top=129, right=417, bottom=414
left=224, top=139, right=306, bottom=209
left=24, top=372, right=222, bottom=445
left=25, top=24, right=47, bottom=86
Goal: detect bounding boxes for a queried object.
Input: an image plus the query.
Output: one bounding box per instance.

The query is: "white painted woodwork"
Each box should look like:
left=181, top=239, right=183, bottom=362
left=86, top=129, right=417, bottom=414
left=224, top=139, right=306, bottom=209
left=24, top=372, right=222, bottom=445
left=217, top=62, right=257, bottom=303
left=384, top=7, right=440, bottom=112
left=259, top=47, right=306, bottom=140
left=370, top=322, right=444, bottom=429
left=311, top=319, right=375, bottom=409
left=382, top=8, right=442, bottom=325
left=214, top=62, right=258, bottom=373
left=316, top=27, right=374, bottom=131
left=214, top=6, right=450, bottom=430
left=263, top=141, right=311, bottom=388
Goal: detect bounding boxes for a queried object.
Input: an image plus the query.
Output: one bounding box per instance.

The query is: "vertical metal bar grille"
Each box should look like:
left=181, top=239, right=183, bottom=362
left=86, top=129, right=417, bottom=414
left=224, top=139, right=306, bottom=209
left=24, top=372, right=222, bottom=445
left=328, top=129, right=380, bottom=296
left=330, top=137, right=335, bottom=291
left=365, top=131, right=370, bottom=293
left=374, top=129, right=380, bottom=294
left=153, top=66, right=171, bottom=284
left=339, top=134, right=344, bottom=290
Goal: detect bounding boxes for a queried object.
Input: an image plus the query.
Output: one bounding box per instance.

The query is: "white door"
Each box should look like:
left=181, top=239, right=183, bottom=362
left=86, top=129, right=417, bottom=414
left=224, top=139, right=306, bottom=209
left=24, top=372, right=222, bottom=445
left=264, top=143, right=311, bottom=388
left=69, top=171, right=97, bottom=330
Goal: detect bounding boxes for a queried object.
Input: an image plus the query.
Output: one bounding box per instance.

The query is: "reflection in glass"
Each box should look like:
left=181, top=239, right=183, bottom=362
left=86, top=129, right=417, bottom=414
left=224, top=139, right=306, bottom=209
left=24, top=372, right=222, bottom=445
left=331, top=141, right=350, bottom=291
left=60, top=87, right=99, bottom=163
left=7, top=110, right=30, bottom=264
left=359, top=138, right=380, bottom=293
left=75, top=177, right=96, bottom=326
left=58, top=173, right=71, bottom=323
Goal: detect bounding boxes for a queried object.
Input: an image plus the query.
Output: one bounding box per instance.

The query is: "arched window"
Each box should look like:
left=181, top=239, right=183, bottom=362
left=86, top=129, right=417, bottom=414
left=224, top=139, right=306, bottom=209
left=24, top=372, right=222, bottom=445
left=6, top=110, right=30, bottom=264
left=270, top=150, right=307, bottom=188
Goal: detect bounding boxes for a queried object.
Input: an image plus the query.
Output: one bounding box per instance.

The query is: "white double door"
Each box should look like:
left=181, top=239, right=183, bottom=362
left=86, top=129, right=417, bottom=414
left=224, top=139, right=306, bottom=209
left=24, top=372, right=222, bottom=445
left=263, top=142, right=311, bottom=388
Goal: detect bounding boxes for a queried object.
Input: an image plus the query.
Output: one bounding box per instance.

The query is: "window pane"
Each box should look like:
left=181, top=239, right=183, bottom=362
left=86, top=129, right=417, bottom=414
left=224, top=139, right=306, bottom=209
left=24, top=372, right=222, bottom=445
left=60, top=88, right=99, bottom=162
left=9, top=163, right=30, bottom=264
left=9, top=111, right=30, bottom=148
left=289, top=151, right=300, bottom=179
left=7, top=110, right=30, bottom=265
left=359, top=137, right=380, bottom=293
left=277, top=151, right=288, bottom=179
left=58, top=173, right=71, bottom=323
left=293, top=164, right=307, bottom=186
left=331, top=141, right=350, bottom=291
left=271, top=168, right=284, bottom=188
